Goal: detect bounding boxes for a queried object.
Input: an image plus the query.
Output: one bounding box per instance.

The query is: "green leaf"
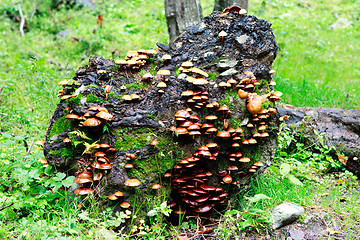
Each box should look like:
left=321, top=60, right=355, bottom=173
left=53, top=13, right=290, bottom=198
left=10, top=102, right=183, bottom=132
left=287, top=174, right=303, bottom=186
left=246, top=194, right=271, bottom=203
left=147, top=209, right=158, bottom=217
left=62, top=176, right=75, bottom=188
left=240, top=218, right=254, bottom=230
left=280, top=163, right=291, bottom=177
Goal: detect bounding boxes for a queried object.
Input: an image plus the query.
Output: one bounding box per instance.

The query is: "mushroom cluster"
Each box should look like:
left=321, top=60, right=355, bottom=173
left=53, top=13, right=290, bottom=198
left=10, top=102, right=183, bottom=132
left=115, top=49, right=157, bottom=71
left=73, top=141, right=116, bottom=195
left=165, top=66, right=280, bottom=215
left=65, top=105, right=114, bottom=129
left=61, top=105, right=116, bottom=195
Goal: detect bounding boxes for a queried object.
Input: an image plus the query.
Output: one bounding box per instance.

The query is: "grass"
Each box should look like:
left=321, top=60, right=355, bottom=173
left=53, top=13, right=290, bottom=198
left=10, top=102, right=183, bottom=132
left=0, top=0, right=359, bottom=239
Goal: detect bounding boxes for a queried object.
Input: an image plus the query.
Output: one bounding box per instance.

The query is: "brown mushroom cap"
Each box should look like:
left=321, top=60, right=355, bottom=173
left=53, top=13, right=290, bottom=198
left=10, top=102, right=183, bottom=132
left=108, top=194, right=118, bottom=201
left=74, top=188, right=94, bottom=195
left=205, top=115, right=218, bottom=121
left=216, top=131, right=231, bottom=139
left=150, top=140, right=159, bottom=146
left=181, top=61, right=193, bottom=68
left=151, top=184, right=162, bottom=190
left=157, top=69, right=171, bottom=77
left=188, top=68, right=209, bottom=78
left=194, top=204, right=214, bottom=213
left=223, top=175, right=233, bottom=184
left=162, top=54, right=172, bottom=60
left=124, top=178, right=141, bottom=187
left=124, top=163, right=134, bottom=169
left=74, top=174, right=93, bottom=184
left=65, top=114, right=80, bottom=119
left=120, top=202, right=131, bottom=208
left=83, top=118, right=102, bottom=127
left=157, top=81, right=167, bottom=88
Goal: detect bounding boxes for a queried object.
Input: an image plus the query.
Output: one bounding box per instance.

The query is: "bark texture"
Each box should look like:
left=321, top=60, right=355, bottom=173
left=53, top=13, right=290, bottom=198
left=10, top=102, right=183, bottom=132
left=165, top=0, right=203, bottom=41
left=214, top=0, right=248, bottom=11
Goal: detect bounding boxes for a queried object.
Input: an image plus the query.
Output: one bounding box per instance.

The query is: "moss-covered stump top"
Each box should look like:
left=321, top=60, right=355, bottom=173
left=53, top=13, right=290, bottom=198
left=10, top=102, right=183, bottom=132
left=44, top=11, right=280, bottom=220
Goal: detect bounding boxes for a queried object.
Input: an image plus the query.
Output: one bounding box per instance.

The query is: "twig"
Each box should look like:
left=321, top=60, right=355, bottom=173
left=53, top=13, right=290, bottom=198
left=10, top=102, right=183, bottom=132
left=0, top=198, right=14, bottom=212
left=23, top=139, right=35, bottom=162
left=18, top=5, right=25, bottom=37
left=0, top=84, right=4, bottom=96
left=0, top=203, right=14, bottom=212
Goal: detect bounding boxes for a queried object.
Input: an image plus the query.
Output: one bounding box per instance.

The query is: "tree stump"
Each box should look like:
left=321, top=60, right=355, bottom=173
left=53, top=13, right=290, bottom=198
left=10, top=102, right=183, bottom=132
left=44, top=10, right=279, bottom=220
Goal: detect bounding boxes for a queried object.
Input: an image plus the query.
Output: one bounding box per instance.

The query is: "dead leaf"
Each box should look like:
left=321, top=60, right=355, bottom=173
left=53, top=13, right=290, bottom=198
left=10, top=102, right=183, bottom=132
left=336, top=179, right=345, bottom=185
left=326, top=227, right=339, bottom=235
left=337, top=153, right=347, bottom=165
left=97, top=14, right=103, bottom=28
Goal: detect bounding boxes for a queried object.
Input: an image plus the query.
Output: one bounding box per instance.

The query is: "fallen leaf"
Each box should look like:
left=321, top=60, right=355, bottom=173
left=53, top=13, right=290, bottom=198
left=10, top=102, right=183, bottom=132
left=326, top=227, right=339, bottom=235
left=337, top=153, right=347, bottom=165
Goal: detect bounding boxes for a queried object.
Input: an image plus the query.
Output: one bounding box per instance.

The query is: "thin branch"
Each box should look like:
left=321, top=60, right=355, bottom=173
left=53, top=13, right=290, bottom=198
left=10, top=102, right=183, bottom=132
left=23, top=139, right=35, bottom=162
left=18, top=5, right=25, bottom=37
left=0, top=203, right=14, bottom=212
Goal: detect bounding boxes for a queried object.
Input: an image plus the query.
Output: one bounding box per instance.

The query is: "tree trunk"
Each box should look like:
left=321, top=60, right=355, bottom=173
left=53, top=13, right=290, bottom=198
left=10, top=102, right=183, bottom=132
left=214, top=0, right=248, bottom=11
left=165, top=0, right=203, bottom=42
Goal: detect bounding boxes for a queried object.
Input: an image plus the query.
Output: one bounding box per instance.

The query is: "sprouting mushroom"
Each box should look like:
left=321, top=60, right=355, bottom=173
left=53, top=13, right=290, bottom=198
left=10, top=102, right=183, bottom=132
left=218, top=30, right=228, bottom=43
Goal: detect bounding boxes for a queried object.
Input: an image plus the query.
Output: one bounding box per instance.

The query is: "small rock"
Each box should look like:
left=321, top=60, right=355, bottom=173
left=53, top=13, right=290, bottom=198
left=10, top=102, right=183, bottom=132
left=288, top=228, right=305, bottom=240
left=220, top=68, right=238, bottom=76
left=217, top=59, right=238, bottom=69
left=236, top=34, right=249, bottom=44
left=177, top=73, right=188, bottom=80
left=270, top=202, right=305, bottom=229
left=203, top=51, right=214, bottom=59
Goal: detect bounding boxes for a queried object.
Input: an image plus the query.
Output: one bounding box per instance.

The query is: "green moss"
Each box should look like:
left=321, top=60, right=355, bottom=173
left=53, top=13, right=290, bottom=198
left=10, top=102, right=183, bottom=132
left=84, top=84, right=99, bottom=89
left=86, top=93, right=101, bottom=103
left=68, top=94, right=83, bottom=106
left=219, top=89, right=237, bottom=109
left=115, top=128, right=152, bottom=151
left=48, top=147, right=74, bottom=159
left=149, top=65, right=157, bottom=75
left=175, top=68, right=181, bottom=76
left=262, top=99, right=270, bottom=109
left=49, top=116, right=73, bottom=139
left=208, top=72, right=219, bottom=80
left=126, top=82, right=147, bottom=90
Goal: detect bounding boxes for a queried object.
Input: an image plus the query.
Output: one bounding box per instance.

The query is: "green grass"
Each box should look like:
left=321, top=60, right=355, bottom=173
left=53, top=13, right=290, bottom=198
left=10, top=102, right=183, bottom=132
left=249, top=0, right=360, bottom=108
left=0, top=0, right=359, bottom=238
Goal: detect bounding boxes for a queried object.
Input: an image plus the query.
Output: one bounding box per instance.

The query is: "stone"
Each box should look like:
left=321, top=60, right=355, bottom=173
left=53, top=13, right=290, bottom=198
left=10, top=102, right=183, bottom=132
left=220, top=68, right=238, bottom=76
left=278, top=104, right=360, bottom=177
left=236, top=34, right=249, bottom=44
left=217, top=59, right=238, bottom=69
left=270, top=202, right=305, bottom=229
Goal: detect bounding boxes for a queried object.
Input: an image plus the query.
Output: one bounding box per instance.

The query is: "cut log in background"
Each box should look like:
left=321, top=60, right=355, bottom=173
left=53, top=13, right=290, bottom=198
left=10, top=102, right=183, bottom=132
left=44, top=9, right=279, bottom=222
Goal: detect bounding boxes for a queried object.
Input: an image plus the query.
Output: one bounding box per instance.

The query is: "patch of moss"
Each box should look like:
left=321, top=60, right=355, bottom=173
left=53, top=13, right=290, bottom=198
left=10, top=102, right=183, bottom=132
left=48, top=147, right=74, bottom=159
left=175, top=68, right=181, bottom=76
left=68, top=94, right=83, bottom=106
left=84, top=84, right=99, bottom=89
left=219, top=89, right=237, bottom=109
left=86, top=93, right=101, bottom=103
left=126, top=82, right=147, bottom=90
left=114, top=128, right=153, bottom=151
left=208, top=72, right=219, bottom=80
left=262, top=99, right=270, bottom=109
left=149, top=66, right=157, bottom=75
left=49, top=116, right=73, bottom=139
